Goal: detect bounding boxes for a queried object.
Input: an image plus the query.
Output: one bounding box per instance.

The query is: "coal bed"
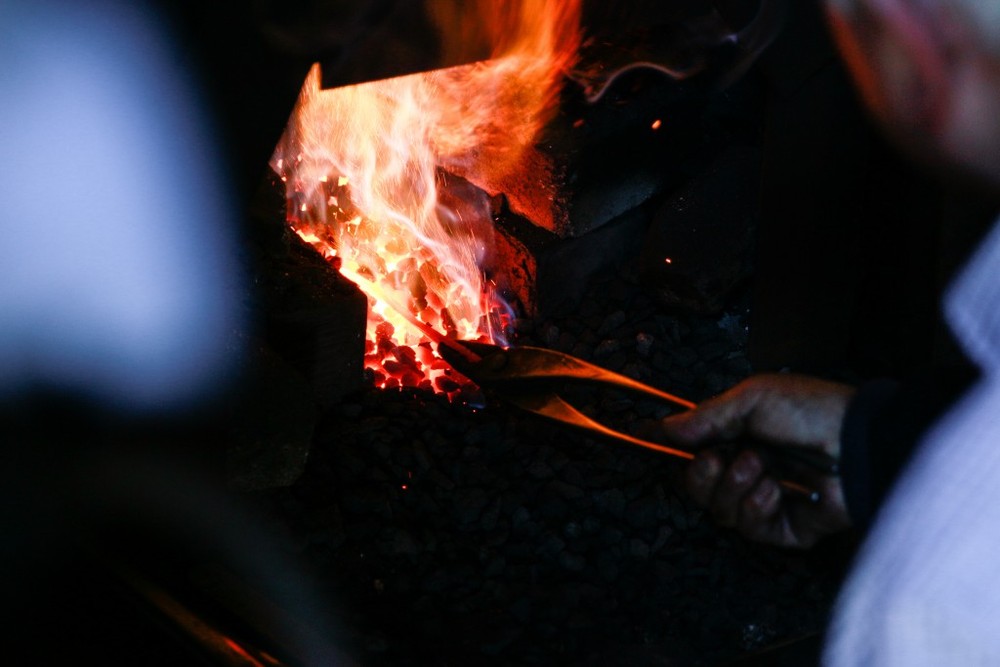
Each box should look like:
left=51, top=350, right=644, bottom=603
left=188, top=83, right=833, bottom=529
left=241, top=260, right=854, bottom=666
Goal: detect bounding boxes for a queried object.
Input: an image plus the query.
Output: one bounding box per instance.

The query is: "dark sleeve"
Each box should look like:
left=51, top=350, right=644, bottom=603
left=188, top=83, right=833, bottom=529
left=839, top=365, right=979, bottom=532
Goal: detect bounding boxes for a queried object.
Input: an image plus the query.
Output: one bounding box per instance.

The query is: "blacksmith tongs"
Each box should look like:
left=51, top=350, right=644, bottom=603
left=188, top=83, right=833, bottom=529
left=437, top=340, right=839, bottom=504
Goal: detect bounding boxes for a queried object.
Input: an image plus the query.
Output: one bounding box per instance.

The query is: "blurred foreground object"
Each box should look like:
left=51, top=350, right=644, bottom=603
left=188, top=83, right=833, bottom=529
left=0, top=0, right=243, bottom=414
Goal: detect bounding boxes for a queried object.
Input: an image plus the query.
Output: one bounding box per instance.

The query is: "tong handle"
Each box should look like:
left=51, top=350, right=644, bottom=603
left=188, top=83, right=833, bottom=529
left=758, top=443, right=840, bottom=476
left=480, top=346, right=697, bottom=410
left=509, top=391, right=824, bottom=504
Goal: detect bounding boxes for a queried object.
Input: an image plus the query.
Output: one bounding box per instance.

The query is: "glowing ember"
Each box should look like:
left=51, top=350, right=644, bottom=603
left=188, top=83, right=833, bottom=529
left=272, top=0, right=581, bottom=394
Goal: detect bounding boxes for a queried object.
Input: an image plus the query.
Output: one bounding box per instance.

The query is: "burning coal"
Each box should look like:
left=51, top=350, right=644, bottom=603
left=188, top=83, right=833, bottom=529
left=271, top=0, right=580, bottom=394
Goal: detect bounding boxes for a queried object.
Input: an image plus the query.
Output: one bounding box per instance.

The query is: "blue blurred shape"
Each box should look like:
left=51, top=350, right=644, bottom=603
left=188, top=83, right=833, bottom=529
left=0, top=0, right=244, bottom=412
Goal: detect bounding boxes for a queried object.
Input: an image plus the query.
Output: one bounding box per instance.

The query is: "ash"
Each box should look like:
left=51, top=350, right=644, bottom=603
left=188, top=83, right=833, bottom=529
left=251, top=263, right=851, bottom=666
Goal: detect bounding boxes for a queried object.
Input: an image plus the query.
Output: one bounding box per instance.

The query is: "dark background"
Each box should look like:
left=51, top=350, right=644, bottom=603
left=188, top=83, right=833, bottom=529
left=5, top=0, right=998, bottom=663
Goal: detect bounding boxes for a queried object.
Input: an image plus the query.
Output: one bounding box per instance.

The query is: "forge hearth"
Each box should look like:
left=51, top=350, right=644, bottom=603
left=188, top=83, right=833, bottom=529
left=221, top=8, right=845, bottom=662
left=223, top=3, right=854, bottom=664
left=236, top=119, right=844, bottom=661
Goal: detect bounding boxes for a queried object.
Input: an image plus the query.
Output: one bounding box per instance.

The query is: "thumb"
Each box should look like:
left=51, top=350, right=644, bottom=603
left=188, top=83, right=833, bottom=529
left=661, top=388, right=760, bottom=446
left=662, top=381, right=760, bottom=445
left=661, top=409, right=714, bottom=446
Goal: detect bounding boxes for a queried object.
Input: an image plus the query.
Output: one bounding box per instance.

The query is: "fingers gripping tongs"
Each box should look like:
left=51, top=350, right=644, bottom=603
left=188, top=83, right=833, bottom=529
left=437, top=340, right=839, bottom=504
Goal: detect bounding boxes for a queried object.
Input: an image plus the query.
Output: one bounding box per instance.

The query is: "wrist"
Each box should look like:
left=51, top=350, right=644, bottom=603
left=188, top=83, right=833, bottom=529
left=839, top=378, right=901, bottom=530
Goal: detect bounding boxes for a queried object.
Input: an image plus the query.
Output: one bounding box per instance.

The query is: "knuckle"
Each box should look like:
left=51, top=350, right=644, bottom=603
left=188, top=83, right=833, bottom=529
left=685, top=455, right=720, bottom=503
left=737, top=480, right=781, bottom=537
left=750, top=478, right=780, bottom=514
left=725, top=452, right=761, bottom=491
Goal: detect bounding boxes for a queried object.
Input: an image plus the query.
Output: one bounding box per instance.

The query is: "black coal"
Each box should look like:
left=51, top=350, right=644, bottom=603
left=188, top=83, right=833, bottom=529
left=247, top=262, right=852, bottom=666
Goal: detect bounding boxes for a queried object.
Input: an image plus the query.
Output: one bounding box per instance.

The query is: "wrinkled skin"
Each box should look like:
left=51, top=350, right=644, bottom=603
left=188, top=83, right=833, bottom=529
left=661, top=374, right=856, bottom=548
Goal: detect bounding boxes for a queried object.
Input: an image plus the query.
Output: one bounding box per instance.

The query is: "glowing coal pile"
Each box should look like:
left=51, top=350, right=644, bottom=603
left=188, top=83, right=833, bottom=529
left=271, top=0, right=581, bottom=395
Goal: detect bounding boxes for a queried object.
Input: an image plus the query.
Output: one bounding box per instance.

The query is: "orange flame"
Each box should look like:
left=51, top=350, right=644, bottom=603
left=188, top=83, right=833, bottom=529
left=272, top=0, right=581, bottom=393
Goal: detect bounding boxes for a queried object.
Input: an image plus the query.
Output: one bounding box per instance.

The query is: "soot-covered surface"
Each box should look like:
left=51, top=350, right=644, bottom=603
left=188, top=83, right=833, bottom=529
left=247, top=262, right=854, bottom=666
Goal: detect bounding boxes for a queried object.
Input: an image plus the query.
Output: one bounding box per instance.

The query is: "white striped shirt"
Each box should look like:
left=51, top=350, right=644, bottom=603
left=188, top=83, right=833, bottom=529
left=825, top=217, right=1000, bottom=664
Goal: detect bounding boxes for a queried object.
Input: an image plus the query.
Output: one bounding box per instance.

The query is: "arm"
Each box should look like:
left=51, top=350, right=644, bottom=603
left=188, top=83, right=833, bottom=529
left=839, top=364, right=978, bottom=531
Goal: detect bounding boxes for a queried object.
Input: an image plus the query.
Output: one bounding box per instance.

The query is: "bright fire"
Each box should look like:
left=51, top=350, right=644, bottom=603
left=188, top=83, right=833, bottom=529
left=272, top=0, right=581, bottom=394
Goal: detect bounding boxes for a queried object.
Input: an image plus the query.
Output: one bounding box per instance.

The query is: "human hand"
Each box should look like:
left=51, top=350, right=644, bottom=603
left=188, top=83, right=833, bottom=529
left=661, top=373, right=856, bottom=548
